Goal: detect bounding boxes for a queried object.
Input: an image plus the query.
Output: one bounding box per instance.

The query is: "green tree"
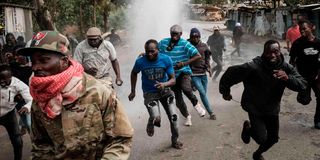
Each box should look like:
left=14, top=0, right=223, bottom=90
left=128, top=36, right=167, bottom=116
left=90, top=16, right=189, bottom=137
left=3, top=0, right=130, bottom=36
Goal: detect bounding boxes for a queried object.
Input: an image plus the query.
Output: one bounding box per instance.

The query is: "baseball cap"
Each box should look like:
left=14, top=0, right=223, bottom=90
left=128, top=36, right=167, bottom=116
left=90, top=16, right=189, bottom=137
left=86, top=27, right=102, bottom=37
left=235, top=23, right=241, bottom=27
left=17, top=30, right=70, bottom=56
left=170, top=24, right=182, bottom=33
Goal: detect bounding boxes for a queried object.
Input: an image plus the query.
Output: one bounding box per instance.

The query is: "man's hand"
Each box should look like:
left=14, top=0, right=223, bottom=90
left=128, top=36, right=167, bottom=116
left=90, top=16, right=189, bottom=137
left=116, top=77, right=123, bottom=86
left=206, top=67, right=213, bottom=77
left=273, top=70, right=288, bottom=81
left=85, top=67, right=98, bottom=76
left=18, top=107, right=29, bottom=114
left=223, top=94, right=232, bottom=101
left=174, top=62, right=185, bottom=70
left=154, top=81, right=166, bottom=90
left=14, top=94, right=24, bottom=102
left=128, top=92, right=135, bottom=101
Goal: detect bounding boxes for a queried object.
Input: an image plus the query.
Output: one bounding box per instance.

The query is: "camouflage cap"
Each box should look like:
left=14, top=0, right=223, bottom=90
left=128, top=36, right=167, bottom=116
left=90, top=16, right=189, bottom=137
left=17, top=30, right=70, bottom=56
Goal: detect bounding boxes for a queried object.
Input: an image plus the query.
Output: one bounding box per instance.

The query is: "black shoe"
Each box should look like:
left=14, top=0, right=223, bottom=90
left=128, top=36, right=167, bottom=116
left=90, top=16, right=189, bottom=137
left=253, top=152, right=265, bottom=160
left=315, top=122, right=320, bottom=129
left=146, top=123, right=154, bottom=137
left=209, top=114, right=217, bottom=120
left=154, top=116, right=161, bottom=127
left=241, top=120, right=251, bottom=144
left=171, top=141, right=183, bottom=149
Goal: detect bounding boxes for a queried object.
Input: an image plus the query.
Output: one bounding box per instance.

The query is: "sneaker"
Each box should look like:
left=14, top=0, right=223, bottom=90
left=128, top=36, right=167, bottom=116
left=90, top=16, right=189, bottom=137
left=171, top=141, right=183, bottom=149
left=315, top=122, right=320, bottom=129
left=253, top=152, right=265, bottom=160
left=209, top=114, right=217, bottom=120
left=184, top=115, right=192, bottom=126
left=146, top=123, right=154, bottom=137
left=154, top=116, right=161, bottom=127
left=241, top=120, right=251, bottom=144
left=194, top=103, right=206, bottom=117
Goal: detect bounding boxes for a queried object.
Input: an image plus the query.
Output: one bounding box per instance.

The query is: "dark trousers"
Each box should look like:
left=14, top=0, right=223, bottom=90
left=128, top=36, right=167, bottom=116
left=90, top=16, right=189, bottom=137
left=231, top=39, right=241, bottom=57
left=171, top=73, right=198, bottom=118
left=248, top=113, right=279, bottom=155
left=0, top=109, right=23, bottom=160
left=144, top=90, right=179, bottom=143
left=297, top=78, right=320, bottom=124
left=211, top=52, right=223, bottom=79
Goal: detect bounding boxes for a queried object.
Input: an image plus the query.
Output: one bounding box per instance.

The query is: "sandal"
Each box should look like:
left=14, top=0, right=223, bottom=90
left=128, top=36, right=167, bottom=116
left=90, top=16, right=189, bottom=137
left=146, top=123, right=154, bottom=137
left=171, top=141, right=183, bottom=149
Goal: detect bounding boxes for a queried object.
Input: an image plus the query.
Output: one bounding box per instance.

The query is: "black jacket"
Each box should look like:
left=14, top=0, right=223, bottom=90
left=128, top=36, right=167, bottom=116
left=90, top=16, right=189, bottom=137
left=189, top=41, right=211, bottom=75
left=219, top=56, right=307, bottom=115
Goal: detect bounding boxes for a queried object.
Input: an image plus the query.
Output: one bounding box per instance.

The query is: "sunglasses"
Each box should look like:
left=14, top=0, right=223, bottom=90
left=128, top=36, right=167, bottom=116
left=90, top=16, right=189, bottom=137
left=171, top=32, right=181, bottom=35
left=88, top=38, right=100, bottom=41
left=146, top=50, right=157, bottom=53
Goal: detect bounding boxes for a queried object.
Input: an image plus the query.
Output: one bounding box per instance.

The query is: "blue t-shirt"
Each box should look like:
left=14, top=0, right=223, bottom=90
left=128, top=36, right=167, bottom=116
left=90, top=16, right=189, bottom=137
left=133, top=53, right=174, bottom=93
left=158, top=38, right=198, bottom=77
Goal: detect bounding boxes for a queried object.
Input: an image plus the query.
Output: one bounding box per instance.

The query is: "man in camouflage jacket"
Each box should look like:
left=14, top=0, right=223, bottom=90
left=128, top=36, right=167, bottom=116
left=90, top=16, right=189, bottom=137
left=18, top=31, right=133, bottom=160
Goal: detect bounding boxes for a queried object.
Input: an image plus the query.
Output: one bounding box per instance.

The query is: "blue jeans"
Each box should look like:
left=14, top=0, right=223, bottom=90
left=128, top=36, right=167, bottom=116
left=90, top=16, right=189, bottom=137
left=15, top=99, right=32, bottom=133
left=191, top=75, right=213, bottom=114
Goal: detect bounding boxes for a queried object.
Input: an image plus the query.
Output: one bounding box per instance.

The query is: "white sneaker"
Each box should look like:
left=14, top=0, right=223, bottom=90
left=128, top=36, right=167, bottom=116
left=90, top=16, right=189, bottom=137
left=194, top=103, right=206, bottom=117
left=184, top=115, right=192, bottom=126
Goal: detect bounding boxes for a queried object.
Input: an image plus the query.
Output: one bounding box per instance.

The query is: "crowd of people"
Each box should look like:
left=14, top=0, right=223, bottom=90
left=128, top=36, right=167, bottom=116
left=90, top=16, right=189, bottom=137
left=0, top=18, right=319, bottom=160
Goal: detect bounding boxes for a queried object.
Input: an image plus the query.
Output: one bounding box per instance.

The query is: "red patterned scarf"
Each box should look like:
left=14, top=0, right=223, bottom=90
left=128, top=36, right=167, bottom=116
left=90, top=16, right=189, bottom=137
left=30, top=60, right=84, bottom=118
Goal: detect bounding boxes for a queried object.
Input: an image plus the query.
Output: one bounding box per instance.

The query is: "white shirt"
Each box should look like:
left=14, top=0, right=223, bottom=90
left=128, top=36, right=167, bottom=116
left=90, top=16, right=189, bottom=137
left=0, top=77, right=32, bottom=117
left=73, top=39, right=117, bottom=79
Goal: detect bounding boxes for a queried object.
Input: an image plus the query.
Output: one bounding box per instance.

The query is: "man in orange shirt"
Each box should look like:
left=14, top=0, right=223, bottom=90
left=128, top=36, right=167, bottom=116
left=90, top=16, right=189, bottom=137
left=286, top=18, right=301, bottom=52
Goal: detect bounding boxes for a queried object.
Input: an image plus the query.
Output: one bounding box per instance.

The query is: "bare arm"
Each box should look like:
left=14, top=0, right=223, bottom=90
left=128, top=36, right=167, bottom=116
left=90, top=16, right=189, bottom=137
left=175, top=53, right=201, bottom=69
left=185, top=53, right=201, bottom=66
left=128, top=70, right=138, bottom=101
left=154, top=73, right=176, bottom=90
left=111, top=59, right=123, bottom=86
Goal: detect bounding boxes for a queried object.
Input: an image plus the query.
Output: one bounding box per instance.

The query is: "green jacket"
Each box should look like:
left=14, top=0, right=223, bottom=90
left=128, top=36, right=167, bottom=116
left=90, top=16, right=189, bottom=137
left=31, top=74, right=134, bottom=160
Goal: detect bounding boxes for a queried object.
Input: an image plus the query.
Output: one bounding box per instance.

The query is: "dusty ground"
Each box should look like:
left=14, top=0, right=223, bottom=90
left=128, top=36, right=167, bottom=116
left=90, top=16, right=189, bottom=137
left=1, top=20, right=319, bottom=160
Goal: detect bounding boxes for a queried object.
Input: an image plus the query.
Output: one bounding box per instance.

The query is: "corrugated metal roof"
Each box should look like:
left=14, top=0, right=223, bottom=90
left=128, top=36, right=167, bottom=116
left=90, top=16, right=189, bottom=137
left=312, top=6, right=320, bottom=11
left=297, top=3, right=320, bottom=8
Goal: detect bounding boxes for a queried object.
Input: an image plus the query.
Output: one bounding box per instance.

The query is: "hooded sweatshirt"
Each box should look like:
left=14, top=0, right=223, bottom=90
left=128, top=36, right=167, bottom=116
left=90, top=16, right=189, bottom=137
left=219, top=56, right=307, bottom=115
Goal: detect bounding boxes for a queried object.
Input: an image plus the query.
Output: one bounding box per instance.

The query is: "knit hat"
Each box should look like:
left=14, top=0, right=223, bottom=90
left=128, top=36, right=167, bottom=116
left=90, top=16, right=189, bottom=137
left=17, top=30, right=70, bottom=56
left=170, top=24, right=182, bottom=33
left=190, top=28, right=201, bottom=37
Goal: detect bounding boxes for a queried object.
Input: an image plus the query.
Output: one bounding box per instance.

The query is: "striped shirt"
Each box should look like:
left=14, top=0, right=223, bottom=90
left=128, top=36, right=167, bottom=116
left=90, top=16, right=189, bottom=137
left=159, top=38, right=198, bottom=77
